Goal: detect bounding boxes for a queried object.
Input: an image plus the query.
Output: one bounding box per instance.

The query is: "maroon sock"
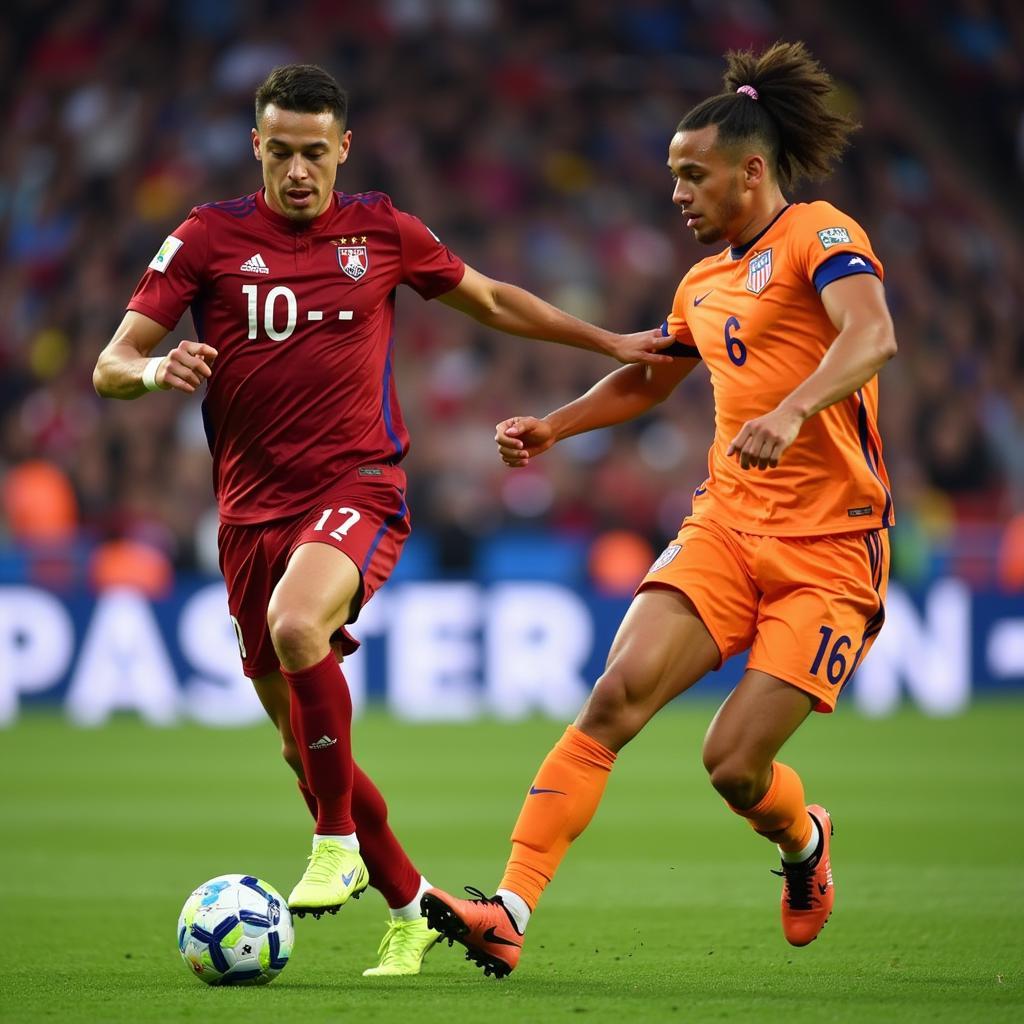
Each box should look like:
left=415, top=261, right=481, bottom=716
left=297, top=779, right=318, bottom=822
left=282, top=652, right=355, bottom=835
left=352, top=762, right=421, bottom=908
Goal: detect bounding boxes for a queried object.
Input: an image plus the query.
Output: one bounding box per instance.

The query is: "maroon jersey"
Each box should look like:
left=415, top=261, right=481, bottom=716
left=127, top=189, right=465, bottom=524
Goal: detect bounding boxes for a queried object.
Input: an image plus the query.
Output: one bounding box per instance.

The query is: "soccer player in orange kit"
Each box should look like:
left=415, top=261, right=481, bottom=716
left=421, top=41, right=897, bottom=977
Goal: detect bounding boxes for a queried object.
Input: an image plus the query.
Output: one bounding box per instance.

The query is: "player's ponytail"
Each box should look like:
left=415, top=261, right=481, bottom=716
left=678, top=41, right=858, bottom=188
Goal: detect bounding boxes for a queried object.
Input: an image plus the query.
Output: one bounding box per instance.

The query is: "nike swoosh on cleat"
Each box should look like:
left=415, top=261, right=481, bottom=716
left=693, top=290, right=714, bottom=306
left=529, top=786, right=567, bottom=795
left=341, top=869, right=356, bottom=886
left=482, top=926, right=522, bottom=948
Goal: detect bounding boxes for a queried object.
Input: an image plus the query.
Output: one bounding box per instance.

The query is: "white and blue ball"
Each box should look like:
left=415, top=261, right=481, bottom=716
left=177, top=874, right=294, bottom=985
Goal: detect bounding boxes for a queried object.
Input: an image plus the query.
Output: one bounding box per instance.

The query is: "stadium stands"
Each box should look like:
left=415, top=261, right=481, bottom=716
left=0, top=0, right=1020, bottom=589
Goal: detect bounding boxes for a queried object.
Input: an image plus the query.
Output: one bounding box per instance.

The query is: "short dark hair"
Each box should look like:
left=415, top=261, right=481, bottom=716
left=255, top=64, right=348, bottom=130
left=678, top=41, right=858, bottom=188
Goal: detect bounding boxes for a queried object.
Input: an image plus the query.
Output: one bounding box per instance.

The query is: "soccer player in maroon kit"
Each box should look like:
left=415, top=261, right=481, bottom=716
left=93, top=64, right=670, bottom=976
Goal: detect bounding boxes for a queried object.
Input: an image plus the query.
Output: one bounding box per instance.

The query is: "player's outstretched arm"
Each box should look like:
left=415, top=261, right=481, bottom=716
left=93, top=311, right=218, bottom=400
left=727, top=273, right=897, bottom=470
left=439, top=265, right=675, bottom=366
left=495, top=356, right=700, bottom=468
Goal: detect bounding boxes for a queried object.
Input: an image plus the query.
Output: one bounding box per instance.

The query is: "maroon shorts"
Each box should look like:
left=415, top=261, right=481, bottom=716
left=217, top=464, right=410, bottom=679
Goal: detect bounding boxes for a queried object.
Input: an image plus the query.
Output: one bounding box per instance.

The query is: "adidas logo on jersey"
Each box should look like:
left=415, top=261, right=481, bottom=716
left=240, top=253, right=270, bottom=274
left=308, top=735, right=338, bottom=750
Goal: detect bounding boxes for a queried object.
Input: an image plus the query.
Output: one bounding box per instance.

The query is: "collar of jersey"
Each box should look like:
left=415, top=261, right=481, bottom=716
left=728, top=203, right=792, bottom=260
left=255, top=188, right=338, bottom=231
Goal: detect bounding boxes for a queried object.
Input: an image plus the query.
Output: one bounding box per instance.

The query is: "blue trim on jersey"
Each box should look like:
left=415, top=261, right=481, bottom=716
left=200, top=195, right=257, bottom=218
left=659, top=320, right=701, bottom=359
left=847, top=530, right=887, bottom=679
left=191, top=296, right=206, bottom=346
left=855, top=389, right=893, bottom=527
left=867, top=427, right=892, bottom=524
left=361, top=488, right=409, bottom=575
left=813, top=251, right=878, bottom=293
left=336, top=190, right=389, bottom=209
left=200, top=400, right=215, bottom=454
left=729, top=205, right=792, bottom=260
left=380, top=335, right=403, bottom=458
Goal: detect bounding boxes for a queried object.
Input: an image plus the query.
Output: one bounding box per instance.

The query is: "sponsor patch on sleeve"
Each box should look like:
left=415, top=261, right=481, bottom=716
left=149, top=235, right=184, bottom=273
left=817, top=227, right=852, bottom=250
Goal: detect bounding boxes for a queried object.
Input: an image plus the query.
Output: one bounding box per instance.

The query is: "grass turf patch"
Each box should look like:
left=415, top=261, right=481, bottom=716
left=2, top=701, right=1021, bottom=1022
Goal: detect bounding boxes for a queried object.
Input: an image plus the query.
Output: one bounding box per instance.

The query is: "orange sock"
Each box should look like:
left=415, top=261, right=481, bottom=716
left=499, top=725, right=616, bottom=910
left=730, top=761, right=814, bottom=852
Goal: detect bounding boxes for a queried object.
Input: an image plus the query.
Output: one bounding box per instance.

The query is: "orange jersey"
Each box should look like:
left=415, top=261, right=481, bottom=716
left=666, top=201, right=893, bottom=536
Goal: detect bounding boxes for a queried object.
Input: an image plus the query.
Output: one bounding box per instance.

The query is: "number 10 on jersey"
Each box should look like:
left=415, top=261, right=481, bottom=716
left=242, top=284, right=353, bottom=342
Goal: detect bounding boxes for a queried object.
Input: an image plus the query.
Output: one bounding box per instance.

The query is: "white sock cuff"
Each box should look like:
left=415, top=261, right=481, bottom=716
left=495, top=888, right=530, bottom=934
left=779, top=817, right=820, bottom=863
left=314, top=832, right=359, bottom=852
left=390, top=877, right=433, bottom=921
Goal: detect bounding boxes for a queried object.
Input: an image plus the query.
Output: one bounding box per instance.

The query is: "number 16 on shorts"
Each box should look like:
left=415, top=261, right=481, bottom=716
left=314, top=506, right=361, bottom=541
left=809, top=625, right=852, bottom=687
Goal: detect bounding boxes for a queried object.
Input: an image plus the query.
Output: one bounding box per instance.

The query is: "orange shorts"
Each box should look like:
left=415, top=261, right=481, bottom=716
left=639, top=516, right=889, bottom=712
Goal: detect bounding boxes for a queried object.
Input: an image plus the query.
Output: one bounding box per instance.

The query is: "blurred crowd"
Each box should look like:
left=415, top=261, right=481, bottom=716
left=1, top=0, right=1023, bottom=594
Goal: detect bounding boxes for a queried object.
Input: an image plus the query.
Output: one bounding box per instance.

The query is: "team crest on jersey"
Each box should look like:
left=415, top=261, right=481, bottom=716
left=337, top=245, right=369, bottom=280
left=746, top=248, right=773, bottom=295
left=649, top=544, right=681, bottom=573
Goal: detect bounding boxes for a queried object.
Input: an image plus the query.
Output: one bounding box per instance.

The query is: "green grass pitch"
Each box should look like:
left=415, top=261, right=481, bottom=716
left=3, top=701, right=1022, bottom=1023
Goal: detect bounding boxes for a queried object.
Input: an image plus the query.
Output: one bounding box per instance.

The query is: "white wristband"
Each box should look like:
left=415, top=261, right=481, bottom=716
left=141, top=357, right=163, bottom=392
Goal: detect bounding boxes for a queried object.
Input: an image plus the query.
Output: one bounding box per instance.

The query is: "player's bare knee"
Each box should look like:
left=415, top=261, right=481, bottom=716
left=576, top=668, right=647, bottom=748
left=576, top=673, right=621, bottom=723
left=700, top=734, right=722, bottom=778
left=267, top=607, right=322, bottom=668
left=706, top=758, right=764, bottom=808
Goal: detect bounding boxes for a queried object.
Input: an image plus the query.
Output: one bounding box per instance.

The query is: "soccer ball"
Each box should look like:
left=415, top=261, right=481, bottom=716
left=177, top=874, right=294, bottom=985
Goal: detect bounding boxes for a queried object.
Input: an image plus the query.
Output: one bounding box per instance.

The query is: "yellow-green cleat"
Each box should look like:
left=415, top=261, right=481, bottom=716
left=362, top=916, right=442, bottom=976
left=288, top=841, right=369, bottom=919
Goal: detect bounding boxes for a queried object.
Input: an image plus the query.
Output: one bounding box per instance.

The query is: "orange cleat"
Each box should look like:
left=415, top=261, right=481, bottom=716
left=420, top=886, right=523, bottom=978
left=774, top=805, right=834, bottom=947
